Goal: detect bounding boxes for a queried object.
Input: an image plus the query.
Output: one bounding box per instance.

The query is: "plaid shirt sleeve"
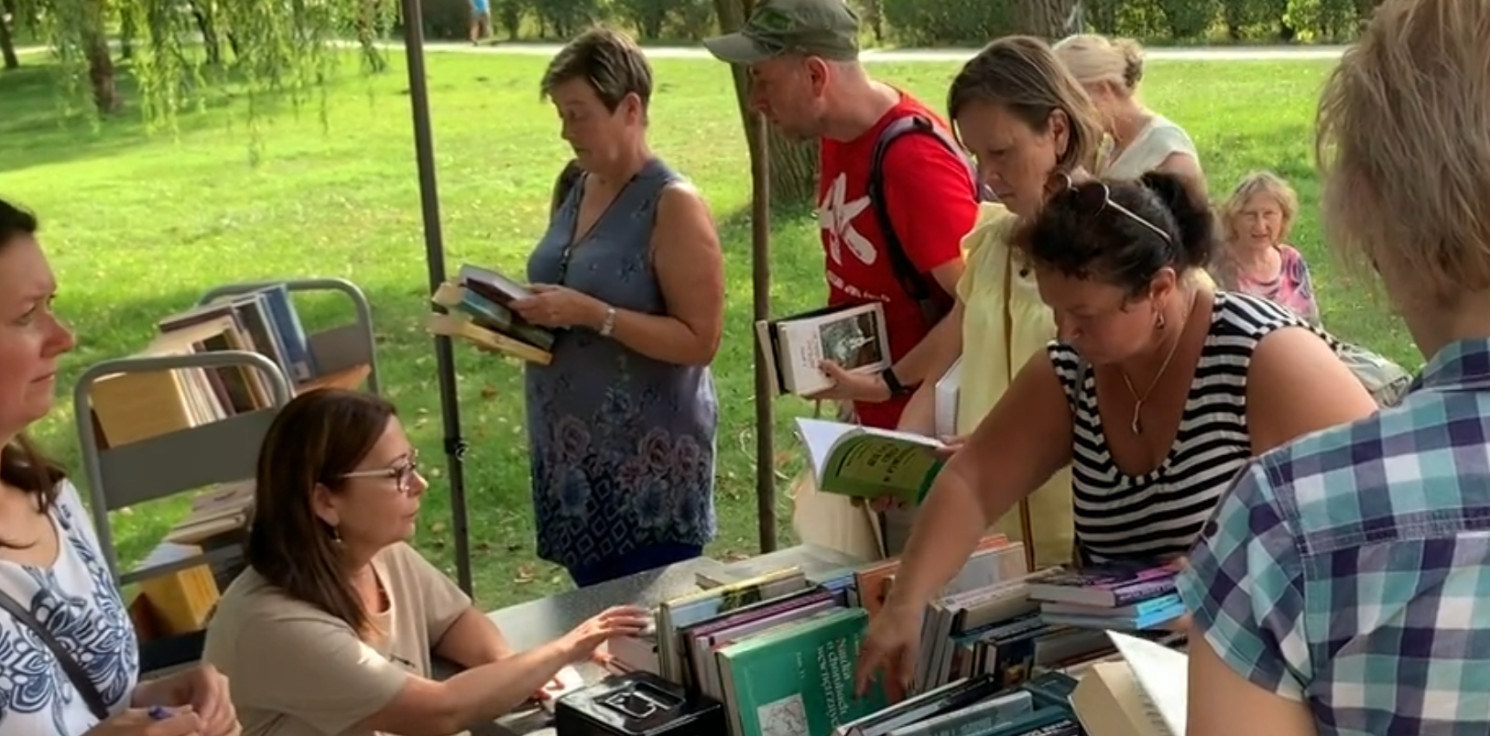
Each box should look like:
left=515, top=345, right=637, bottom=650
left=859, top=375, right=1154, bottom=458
left=1177, top=460, right=1314, bottom=700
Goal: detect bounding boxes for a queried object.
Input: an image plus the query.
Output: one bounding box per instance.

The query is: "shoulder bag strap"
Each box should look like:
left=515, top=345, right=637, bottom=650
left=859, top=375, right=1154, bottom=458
left=1003, top=248, right=1037, bottom=573
left=0, top=587, right=112, bottom=721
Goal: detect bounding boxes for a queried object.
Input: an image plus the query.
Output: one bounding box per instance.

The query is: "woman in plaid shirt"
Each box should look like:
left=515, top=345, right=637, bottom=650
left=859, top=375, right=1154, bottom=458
left=1179, top=0, right=1490, bottom=734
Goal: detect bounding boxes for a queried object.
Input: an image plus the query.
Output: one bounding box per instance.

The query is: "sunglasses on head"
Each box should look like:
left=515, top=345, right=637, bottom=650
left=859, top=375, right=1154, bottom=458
left=1060, top=178, right=1174, bottom=245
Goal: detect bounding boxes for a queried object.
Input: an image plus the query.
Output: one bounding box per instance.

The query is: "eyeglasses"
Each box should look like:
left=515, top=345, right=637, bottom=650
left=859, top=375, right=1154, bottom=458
left=339, top=450, right=421, bottom=495
left=1066, top=179, right=1174, bottom=245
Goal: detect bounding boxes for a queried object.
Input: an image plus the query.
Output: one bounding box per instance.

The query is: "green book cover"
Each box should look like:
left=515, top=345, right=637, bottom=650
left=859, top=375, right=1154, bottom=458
left=719, top=607, right=888, bottom=736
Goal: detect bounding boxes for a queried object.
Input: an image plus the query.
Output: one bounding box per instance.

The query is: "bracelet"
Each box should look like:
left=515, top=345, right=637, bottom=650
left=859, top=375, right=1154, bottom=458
left=599, top=306, right=617, bottom=337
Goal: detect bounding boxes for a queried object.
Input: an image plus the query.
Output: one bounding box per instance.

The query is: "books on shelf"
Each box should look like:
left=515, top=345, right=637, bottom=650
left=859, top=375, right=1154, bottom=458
left=164, top=480, right=255, bottom=546
left=757, top=302, right=892, bottom=397
left=427, top=264, right=555, bottom=365
left=86, top=284, right=321, bottom=449
left=795, top=417, right=945, bottom=507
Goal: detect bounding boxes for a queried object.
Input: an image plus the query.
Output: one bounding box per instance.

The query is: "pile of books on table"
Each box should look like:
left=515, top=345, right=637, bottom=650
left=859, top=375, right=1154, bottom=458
left=598, top=543, right=1193, bottom=736
left=1027, top=559, right=1187, bottom=632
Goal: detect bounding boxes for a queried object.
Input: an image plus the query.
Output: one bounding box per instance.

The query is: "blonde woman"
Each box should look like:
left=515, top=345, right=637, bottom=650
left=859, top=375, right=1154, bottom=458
left=1053, top=34, right=1205, bottom=196
left=1179, top=0, right=1490, bottom=733
left=1211, top=171, right=1319, bottom=324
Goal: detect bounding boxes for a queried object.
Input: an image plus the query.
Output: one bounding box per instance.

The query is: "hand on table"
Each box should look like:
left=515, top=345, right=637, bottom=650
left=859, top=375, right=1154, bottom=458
left=559, top=605, right=652, bottom=663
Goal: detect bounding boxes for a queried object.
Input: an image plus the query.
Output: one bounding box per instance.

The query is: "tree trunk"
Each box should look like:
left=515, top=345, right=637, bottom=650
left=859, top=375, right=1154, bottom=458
left=1012, top=0, right=1079, bottom=37
left=713, top=0, right=819, bottom=208
left=0, top=10, right=18, bottom=71
left=84, top=27, right=121, bottom=113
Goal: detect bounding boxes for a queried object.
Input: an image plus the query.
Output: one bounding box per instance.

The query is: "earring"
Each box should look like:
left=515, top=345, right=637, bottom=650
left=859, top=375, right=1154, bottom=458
left=330, top=525, right=343, bottom=545
left=1155, top=311, right=1166, bottom=330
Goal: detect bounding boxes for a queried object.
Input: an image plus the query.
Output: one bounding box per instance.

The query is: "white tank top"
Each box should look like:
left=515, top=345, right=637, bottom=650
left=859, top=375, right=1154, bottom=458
left=1099, top=115, right=1199, bottom=180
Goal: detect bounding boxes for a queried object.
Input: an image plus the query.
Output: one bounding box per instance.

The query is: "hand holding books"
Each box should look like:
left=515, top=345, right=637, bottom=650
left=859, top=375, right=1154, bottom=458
left=805, top=359, right=895, bottom=403
left=508, top=283, right=609, bottom=331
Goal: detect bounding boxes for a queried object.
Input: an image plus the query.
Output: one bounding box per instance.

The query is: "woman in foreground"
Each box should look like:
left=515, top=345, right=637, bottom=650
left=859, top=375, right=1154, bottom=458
left=854, top=171, right=1377, bottom=698
left=0, top=198, right=238, bottom=736
left=203, top=389, right=648, bottom=736
left=1178, top=0, right=1490, bottom=733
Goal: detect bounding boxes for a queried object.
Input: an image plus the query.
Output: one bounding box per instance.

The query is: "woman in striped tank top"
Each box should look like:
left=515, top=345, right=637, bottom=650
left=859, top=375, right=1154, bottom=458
left=856, top=169, right=1378, bottom=694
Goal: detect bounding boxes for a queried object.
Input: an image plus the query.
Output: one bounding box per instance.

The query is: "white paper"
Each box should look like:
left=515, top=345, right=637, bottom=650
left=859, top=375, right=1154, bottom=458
left=1108, top=631, right=1188, bottom=736
left=795, top=417, right=855, bottom=479
left=934, top=356, right=964, bottom=438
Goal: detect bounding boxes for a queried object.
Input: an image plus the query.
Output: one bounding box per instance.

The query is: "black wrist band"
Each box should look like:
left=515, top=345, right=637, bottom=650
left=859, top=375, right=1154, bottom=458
left=881, top=367, right=912, bottom=396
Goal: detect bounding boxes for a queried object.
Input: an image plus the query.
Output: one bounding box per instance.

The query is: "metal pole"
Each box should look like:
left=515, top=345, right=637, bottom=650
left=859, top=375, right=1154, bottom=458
left=748, top=114, right=777, bottom=555
left=398, top=0, right=473, bottom=595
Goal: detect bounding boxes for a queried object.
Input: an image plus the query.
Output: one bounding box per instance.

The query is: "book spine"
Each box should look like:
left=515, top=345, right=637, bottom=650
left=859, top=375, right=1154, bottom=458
left=1111, top=578, right=1178, bottom=606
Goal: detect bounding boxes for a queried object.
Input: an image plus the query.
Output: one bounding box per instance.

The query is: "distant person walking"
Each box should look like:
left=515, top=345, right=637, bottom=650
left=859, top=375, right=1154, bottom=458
left=469, top=0, right=490, bottom=44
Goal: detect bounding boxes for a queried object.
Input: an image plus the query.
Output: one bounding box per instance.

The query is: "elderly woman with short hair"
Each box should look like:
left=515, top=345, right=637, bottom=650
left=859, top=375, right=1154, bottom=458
left=507, top=28, right=725, bottom=588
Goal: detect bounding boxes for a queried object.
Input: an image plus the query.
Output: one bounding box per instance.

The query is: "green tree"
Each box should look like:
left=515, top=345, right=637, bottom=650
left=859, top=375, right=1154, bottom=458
left=18, top=0, right=391, bottom=117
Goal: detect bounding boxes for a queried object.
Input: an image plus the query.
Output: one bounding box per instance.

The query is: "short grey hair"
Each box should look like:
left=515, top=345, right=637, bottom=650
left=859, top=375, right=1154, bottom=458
left=541, top=27, right=653, bottom=112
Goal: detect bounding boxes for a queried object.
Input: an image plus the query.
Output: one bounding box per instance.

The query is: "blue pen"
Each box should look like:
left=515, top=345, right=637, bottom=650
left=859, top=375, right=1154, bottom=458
left=147, top=706, right=172, bottom=721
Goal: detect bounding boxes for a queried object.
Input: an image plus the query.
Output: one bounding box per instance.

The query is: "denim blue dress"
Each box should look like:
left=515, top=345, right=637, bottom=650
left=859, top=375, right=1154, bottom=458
left=524, top=157, right=718, bottom=584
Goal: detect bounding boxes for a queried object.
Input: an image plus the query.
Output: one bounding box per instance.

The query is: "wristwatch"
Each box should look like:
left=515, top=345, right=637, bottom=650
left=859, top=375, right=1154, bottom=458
left=880, top=366, right=912, bottom=397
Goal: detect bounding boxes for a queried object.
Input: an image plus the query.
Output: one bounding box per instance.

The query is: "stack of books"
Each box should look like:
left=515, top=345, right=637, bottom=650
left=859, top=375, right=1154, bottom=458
left=1027, top=560, right=1187, bottom=632
left=427, top=264, right=556, bottom=365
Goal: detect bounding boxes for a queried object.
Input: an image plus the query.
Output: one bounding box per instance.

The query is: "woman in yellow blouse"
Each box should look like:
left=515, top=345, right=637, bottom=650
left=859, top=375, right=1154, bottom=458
left=894, top=38, right=1100, bottom=569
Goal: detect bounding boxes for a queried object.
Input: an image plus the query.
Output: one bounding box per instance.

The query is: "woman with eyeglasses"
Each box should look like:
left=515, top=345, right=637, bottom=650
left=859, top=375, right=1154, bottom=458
left=855, top=169, right=1379, bottom=696
left=202, top=388, right=650, bottom=736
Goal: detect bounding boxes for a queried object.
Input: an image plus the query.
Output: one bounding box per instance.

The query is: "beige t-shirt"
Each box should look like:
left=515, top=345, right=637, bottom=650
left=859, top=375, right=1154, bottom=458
left=203, top=543, right=472, bottom=736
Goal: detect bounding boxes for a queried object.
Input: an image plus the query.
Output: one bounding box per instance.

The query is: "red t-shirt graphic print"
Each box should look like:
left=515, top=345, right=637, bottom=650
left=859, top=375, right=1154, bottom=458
left=817, top=93, right=978, bottom=429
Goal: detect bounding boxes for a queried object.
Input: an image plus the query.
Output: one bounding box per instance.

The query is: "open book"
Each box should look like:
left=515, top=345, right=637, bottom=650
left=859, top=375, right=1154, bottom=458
left=756, top=302, right=892, bottom=397
left=795, top=417, right=945, bottom=506
left=1071, top=631, right=1187, bottom=736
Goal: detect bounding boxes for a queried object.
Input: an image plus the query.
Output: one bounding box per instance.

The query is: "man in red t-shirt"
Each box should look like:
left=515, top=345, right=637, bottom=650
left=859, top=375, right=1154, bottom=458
left=706, top=0, right=979, bottom=430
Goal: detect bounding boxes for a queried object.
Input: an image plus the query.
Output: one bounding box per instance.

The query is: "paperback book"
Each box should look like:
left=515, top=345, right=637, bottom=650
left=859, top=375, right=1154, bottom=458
left=757, top=302, right=892, bottom=397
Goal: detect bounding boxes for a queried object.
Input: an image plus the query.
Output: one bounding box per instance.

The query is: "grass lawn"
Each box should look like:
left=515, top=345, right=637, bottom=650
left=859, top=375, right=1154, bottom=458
left=0, top=50, right=1418, bottom=610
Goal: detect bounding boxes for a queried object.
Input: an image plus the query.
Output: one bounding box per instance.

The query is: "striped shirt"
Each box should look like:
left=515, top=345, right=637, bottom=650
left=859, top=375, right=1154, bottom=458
left=1049, top=291, right=1316, bottom=561
left=1178, top=338, right=1490, bottom=735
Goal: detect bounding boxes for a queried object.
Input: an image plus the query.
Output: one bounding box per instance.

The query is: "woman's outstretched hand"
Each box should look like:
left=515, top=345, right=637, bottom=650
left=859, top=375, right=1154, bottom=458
left=854, top=598, right=925, bottom=702
left=558, top=605, right=652, bottom=663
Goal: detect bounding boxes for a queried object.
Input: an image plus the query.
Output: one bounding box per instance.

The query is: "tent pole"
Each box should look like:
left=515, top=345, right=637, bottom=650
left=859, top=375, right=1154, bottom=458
left=398, top=0, right=474, bottom=594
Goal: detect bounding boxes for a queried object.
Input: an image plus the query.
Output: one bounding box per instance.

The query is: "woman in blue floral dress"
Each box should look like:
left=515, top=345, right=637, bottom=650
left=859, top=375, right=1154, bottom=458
left=510, top=29, right=725, bottom=587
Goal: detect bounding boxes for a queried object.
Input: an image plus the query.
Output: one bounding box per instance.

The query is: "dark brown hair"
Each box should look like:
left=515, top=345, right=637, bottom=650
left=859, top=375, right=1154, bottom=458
left=541, top=26, right=653, bottom=112
left=1, top=198, right=66, bottom=546
left=246, top=388, right=396, bottom=637
left=1016, top=171, right=1215, bottom=295
left=947, top=35, right=1103, bottom=174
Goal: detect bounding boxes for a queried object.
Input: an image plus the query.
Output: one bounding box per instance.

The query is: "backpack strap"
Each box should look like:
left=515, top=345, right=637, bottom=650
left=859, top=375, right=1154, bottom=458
left=866, top=114, right=987, bottom=328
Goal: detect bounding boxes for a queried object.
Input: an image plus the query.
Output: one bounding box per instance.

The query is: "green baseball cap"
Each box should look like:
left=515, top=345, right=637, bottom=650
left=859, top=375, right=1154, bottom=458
left=703, top=0, right=861, bottom=64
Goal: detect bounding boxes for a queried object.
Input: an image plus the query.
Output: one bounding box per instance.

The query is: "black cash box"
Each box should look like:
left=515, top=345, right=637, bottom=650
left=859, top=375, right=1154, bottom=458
left=554, top=671, right=726, bottom=736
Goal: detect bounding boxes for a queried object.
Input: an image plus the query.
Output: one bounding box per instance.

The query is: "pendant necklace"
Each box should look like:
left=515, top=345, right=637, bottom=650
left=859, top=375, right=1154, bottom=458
left=1120, top=291, right=1196, bottom=435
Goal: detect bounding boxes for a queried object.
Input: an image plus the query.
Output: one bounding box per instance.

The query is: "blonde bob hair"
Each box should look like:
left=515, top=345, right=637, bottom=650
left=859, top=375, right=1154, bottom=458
left=1316, top=0, right=1490, bottom=305
left=1221, top=171, right=1298, bottom=246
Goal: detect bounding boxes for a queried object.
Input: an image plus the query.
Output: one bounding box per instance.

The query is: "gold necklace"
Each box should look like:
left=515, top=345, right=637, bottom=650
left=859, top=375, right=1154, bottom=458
left=1119, top=291, right=1197, bottom=435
